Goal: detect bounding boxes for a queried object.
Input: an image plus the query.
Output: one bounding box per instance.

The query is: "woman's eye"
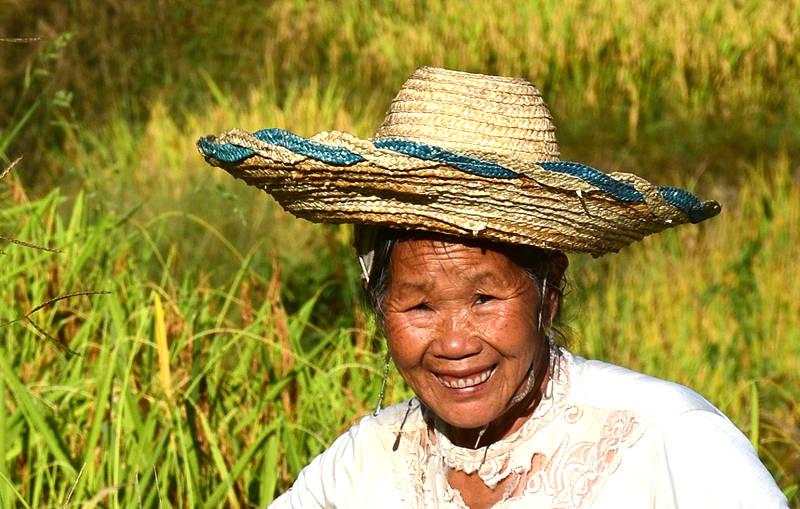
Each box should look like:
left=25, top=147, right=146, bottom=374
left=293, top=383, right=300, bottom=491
left=409, top=302, right=431, bottom=312
left=475, top=294, right=495, bottom=304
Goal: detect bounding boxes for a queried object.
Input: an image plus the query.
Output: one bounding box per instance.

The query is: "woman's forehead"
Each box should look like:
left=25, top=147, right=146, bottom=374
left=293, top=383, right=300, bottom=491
left=389, top=238, right=524, bottom=277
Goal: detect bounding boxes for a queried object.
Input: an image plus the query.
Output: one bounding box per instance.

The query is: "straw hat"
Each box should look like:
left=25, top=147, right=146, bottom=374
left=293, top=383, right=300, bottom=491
left=197, top=66, right=720, bottom=257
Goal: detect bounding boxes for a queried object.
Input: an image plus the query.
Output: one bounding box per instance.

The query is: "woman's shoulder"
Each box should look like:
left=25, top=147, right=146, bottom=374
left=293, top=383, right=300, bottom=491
left=555, top=350, right=790, bottom=506
left=266, top=400, right=423, bottom=508
left=354, top=397, right=428, bottom=433
left=562, top=349, right=724, bottom=424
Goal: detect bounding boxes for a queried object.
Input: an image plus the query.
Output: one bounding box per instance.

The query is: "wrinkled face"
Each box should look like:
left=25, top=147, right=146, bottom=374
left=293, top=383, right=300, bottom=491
left=383, top=239, right=548, bottom=431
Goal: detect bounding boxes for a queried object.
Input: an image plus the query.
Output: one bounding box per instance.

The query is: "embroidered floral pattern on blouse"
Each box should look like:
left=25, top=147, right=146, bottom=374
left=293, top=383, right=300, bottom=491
left=377, top=349, right=652, bottom=509
left=523, top=408, right=647, bottom=508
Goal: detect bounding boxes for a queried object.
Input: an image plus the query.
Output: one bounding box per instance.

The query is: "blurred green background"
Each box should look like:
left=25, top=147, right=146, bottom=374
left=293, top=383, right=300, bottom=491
left=1, top=0, right=799, bottom=507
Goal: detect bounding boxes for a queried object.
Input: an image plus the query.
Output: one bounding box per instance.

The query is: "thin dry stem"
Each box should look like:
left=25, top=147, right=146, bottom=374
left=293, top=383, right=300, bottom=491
left=1, top=156, right=23, bottom=180
left=0, top=37, right=44, bottom=43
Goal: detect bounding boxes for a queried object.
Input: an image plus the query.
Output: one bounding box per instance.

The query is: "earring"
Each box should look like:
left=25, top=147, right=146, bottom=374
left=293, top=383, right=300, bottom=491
left=537, top=271, right=550, bottom=334
left=392, top=399, right=415, bottom=451
left=545, top=330, right=559, bottom=400
left=373, top=352, right=391, bottom=416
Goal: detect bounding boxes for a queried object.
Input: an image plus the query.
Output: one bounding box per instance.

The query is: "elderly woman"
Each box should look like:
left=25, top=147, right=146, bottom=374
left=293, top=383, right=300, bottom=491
left=198, top=67, right=788, bottom=508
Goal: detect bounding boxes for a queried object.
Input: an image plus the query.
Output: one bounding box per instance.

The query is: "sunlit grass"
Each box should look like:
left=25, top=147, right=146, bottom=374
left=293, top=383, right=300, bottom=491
left=0, top=183, right=402, bottom=507
left=3, top=153, right=798, bottom=507
left=2, top=1, right=800, bottom=506
left=7, top=0, right=800, bottom=182
left=570, top=155, right=800, bottom=492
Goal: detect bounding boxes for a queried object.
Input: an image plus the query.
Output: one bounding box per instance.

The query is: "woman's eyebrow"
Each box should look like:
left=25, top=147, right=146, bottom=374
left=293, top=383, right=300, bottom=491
left=390, top=279, right=434, bottom=294
left=463, top=271, right=504, bottom=287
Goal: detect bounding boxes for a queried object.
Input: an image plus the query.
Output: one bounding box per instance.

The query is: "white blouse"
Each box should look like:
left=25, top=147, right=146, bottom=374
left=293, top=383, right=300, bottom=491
left=269, top=348, right=789, bottom=508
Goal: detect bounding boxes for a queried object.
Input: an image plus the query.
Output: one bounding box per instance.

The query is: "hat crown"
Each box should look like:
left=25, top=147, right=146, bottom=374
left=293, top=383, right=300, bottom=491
left=375, top=67, right=560, bottom=163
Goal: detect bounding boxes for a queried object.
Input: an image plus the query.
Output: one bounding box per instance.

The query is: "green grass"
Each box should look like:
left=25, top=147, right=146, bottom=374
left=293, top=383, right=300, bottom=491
left=0, top=182, right=403, bottom=507
left=571, top=156, right=800, bottom=492
left=2, top=0, right=800, bottom=506
left=4, top=0, right=800, bottom=184
left=2, top=152, right=799, bottom=508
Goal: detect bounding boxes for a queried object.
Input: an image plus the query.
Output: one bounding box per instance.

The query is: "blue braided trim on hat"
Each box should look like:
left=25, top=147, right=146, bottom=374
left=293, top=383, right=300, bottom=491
left=535, top=161, right=644, bottom=202
left=539, top=162, right=710, bottom=222
left=198, top=131, right=714, bottom=222
left=375, top=140, right=647, bottom=202
left=373, top=139, right=519, bottom=178
left=373, top=141, right=710, bottom=221
left=197, top=136, right=255, bottom=162
left=653, top=186, right=709, bottom=223
left=198, top=128, right=366, bottom=165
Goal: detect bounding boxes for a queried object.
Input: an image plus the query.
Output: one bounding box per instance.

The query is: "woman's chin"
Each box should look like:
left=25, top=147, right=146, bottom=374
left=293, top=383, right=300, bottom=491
left=433, top=402, right=502, bottom=434
left=445, top=419, right=493, bottom=434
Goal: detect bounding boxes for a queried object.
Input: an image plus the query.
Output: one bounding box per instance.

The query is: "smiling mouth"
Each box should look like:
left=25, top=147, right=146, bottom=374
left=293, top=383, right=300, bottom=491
left=436, top=367, right=495, bottom=389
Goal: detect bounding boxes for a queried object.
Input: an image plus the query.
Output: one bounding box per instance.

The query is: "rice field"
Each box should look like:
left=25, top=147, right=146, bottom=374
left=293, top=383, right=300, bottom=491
left=1, top=0, right=799, bottom=506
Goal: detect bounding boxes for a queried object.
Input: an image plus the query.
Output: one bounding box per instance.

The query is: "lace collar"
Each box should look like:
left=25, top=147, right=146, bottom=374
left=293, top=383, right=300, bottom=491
left=377, top=347, right=653, bottom=508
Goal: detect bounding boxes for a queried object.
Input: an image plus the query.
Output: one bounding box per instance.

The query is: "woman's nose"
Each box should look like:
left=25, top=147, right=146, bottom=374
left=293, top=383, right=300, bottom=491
left=429, top=311, right=482, bottom=359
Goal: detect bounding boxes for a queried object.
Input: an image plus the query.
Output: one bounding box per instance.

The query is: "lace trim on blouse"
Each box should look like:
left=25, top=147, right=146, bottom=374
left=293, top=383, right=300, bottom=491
left=377, top=348, right=652, bottom=508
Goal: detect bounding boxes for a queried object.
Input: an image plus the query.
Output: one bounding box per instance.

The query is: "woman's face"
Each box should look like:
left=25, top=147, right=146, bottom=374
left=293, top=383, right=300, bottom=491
left=383, top=238, right=551, bottom=431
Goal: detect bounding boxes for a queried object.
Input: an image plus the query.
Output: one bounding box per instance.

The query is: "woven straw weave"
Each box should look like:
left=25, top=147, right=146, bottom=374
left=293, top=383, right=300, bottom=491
left=197, top=67, right=720, bottom=256
left=375, top=67, right=560, bottom=163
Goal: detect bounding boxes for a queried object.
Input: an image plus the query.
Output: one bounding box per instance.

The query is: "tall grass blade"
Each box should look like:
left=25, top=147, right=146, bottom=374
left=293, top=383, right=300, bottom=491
left=79, top=483, right=128, bottom=509
left=0, top=355, right=72, bottom=467
left=154, top=293, right=172, bottom=399
left=750, top=380, right=760, bottom=453
left=201, top=421, right=280, bottom=509
left=0, top=101, right=39, bottom=158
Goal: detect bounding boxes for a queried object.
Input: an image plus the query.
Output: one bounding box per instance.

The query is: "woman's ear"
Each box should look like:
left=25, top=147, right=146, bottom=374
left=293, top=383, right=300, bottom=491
left=545, top=252, right=569, bottom=325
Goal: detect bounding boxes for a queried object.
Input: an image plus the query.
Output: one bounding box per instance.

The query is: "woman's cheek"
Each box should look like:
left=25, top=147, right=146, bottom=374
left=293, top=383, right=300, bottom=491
left=388, top=317, right=438, bottom=369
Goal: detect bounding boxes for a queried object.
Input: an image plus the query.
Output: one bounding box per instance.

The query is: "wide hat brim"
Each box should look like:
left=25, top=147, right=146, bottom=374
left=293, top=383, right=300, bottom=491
left=196, top=127, right=721, bottom=257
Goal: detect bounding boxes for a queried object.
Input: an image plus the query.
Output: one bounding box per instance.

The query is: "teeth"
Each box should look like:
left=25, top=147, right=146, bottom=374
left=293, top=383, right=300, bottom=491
left=438, top=368, right=493, bottom=389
